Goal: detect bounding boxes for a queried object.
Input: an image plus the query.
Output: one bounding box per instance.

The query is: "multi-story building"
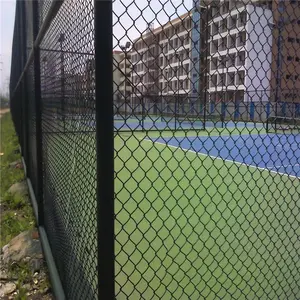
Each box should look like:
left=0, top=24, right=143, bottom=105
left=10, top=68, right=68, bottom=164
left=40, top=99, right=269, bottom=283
left=206, top=0, right=273, bottom=104
left=131, top=1, right=205, bottom=107
left=113, top=50, right=132, bottom=102
left=270, top=0, right=300, bottom=105
left=205, top=0, right=300, bottom=108
left=128, top=0, right=300, bottom=119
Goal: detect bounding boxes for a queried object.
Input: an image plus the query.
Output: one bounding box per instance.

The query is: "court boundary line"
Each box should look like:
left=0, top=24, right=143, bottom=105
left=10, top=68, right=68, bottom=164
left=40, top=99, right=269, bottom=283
left=143, top=139, right=299, bottom=180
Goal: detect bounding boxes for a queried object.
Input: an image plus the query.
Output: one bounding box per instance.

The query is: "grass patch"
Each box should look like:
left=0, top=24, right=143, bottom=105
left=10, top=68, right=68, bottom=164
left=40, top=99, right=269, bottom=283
left=1, top=209, right=35, bottom=247
left=0, top=112, right=35, bottom=248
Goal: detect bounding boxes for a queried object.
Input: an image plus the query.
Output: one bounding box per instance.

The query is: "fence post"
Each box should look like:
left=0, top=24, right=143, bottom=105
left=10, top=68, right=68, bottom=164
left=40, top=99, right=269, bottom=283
left=32, top=0, right=44, bottom=226
left=94, top=0, right=114, bottom=299
left=20, top=1, right=29, bottom=170
left=250, top=102, right=255, bottom=121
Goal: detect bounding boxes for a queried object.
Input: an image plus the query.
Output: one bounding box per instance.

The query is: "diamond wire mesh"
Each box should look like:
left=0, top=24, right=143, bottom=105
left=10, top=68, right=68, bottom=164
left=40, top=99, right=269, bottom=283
left=40, top=0, right=97, bottom=298
left=113, top=0, right=300, bottom=299
left=8, top=0, right=300, bottom=298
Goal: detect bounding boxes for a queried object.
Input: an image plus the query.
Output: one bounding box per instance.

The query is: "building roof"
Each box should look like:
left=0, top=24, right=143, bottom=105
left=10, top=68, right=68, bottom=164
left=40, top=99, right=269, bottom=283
left=132, top=11, right=192, bottom=44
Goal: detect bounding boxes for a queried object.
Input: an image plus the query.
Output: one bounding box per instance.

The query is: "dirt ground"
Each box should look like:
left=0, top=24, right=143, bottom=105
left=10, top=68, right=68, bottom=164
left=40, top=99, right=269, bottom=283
left=0, top=109, right=10, bottom=118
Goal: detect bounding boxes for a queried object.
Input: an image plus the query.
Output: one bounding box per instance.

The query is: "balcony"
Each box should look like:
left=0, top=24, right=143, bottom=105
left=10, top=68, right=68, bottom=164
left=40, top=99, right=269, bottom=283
left=236, top=32, right=246, bottom=47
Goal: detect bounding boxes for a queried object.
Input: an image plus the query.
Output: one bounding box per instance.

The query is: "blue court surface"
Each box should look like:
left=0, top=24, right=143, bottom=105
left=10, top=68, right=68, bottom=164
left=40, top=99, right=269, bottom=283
left=149, top=133, right=300, bottom=178
left=114, top=118, right=264, bottom=131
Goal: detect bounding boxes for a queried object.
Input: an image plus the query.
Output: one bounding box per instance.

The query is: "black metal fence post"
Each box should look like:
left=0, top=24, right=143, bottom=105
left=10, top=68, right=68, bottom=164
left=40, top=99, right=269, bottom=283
left=94, top=0, right=114, bottom=299
left=32, top=0, right=44, bottom=226
left=19, top=0, right=27, bottom=158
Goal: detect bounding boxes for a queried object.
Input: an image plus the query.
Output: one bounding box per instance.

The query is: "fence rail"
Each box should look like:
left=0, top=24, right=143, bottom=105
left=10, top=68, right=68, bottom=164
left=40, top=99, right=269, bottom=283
left=10, top=0, right=300, bottom=299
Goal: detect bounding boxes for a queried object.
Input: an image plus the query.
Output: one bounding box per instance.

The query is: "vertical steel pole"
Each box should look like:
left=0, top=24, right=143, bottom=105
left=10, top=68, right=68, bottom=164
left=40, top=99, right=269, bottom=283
left=20, top=1, right=29, bottom=166
left=32, top=0, right=44, bottom=226
left=59, top=34, right=66, bottom=131
left=94, top=0, right=114, bottom=299
left=275, top=23, right=282, bottom=133
left=203, top=7, right=209, bottom=131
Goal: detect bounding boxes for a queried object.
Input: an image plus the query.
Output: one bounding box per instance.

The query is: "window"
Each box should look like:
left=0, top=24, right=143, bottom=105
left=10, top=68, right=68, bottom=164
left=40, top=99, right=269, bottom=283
left=228, top=15, right=237, bottom=29
left=186, top=50, right=189, bottom=59
left=239, top=11, right=247, bottom=26
left=220, top=19, right=227, bottom=32
left=193, top=73, right=197, bottom=78
left=211, top=23, right=218, bottom=35
left=179, top=36, right=184, bottom=46
left=211, top=75, right=217, bottom=88
left=222, top=1, right=229, bottom=13
left=287, top=56, right=293, bottom=61
left=228, top=34, right=236, bottom=48
left=174, top=38, right=178, bottom=48
left=211, top=40, right=218, bottom=53
left=220, top=37, right=227, bottom=51
left=160, top=57, right=163, bottom=66
left=288, top=37, right=295, bottom=43
left=227, top=72, right=235, bottom=85
left=286, top=74, right=291, bottom=79
left=219, top=56, right=227, bottom=69
left=237, top=71, right=245, bottom=85
left=219, top=74, right=226, bottom=86
left=184, top=63, right=189, bottom=73
left=184, top=79, right=189, bottom=89
left=237, top=52, right=245, bottom=66
left=185, top=34, right=189, bottom=45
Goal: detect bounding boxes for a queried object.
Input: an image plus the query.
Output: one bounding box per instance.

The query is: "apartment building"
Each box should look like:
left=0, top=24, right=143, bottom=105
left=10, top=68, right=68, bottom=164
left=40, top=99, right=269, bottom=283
left=113, top=50, right=132, bottom=102
left=270, top=0, right=300, bottom=104
left=206, top=0, right=273, bottom=104
left=128, top=0, right=300, bottom=114
left=130, top=2, right=204, bottom=105
left=205, top=0, right=300, bottom=106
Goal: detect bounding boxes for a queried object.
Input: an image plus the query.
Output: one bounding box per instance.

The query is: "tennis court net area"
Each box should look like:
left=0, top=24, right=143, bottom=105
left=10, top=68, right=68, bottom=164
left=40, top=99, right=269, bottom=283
left=112, top=111, right=300, bottom=299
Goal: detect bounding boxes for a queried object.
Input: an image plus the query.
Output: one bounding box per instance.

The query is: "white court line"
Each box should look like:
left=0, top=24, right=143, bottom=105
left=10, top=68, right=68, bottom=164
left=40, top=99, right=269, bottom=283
left=143, top=139, right=300, bottom=180
left=271, top=163, right=300, bottom=169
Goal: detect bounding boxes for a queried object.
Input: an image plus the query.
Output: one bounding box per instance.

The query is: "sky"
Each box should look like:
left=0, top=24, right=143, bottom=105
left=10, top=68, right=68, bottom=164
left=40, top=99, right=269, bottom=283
left=113, top=0, right=194, bottom=48
left=0, top=0, right=196, bottom=95
left=0, top=0, right=16, bottom=95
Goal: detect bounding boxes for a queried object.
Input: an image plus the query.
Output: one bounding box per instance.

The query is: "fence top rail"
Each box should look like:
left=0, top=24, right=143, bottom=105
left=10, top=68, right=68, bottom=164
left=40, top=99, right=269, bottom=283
left=11, top=0, right=63, bottom=98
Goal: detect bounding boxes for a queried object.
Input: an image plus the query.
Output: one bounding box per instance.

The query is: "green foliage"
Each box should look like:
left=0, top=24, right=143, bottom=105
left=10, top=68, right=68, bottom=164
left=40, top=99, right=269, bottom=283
left=2, top=192, right=28, bottom=209
left=0, top=112, right=35, bottom=247
left=0, top=210, right=35, bottom=248
left=0, top=113, right=24, bottom=195
left=0, top=95, right=9, bottom=108
left=8, top=261, right=31, bottom=300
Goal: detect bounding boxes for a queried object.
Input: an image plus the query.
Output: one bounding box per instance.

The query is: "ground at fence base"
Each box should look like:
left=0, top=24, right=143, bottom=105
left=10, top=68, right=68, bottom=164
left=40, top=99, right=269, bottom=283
left=0, top=113, right=53, bottom=299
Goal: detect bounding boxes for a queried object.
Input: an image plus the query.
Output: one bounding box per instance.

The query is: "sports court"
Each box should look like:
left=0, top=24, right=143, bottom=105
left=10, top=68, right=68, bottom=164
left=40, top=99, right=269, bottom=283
left=149, top=133, right=300, bottom=178
left=113, top=116, right=300, bottom=299
left=113, top=115, right=264, bottom=131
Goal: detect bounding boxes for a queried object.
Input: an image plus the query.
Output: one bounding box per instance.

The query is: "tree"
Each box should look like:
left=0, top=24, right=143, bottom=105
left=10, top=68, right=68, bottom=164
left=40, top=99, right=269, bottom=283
left=0, top=95, right=9, bottom=108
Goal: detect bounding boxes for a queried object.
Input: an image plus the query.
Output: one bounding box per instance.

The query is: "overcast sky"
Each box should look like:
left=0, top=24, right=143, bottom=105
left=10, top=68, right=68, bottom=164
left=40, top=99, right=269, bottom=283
left=0, top=0, right=195, bottom=94
left=113, top=0, right=194, bottom=48
left=0, top=0, right=16, bottom=94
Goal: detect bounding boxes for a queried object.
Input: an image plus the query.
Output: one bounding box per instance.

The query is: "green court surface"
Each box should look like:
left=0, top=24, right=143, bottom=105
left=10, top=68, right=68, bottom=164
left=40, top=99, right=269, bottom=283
left=44, top=126, right=300, bottom=299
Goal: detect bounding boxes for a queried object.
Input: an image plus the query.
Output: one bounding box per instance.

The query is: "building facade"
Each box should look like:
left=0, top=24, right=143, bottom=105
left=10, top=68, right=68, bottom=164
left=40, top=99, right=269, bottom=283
left=125, top=0, right=300, bottom=119
left=113, top=50, right=132, bottom=102
left=130, top=3, right=204, bottom=107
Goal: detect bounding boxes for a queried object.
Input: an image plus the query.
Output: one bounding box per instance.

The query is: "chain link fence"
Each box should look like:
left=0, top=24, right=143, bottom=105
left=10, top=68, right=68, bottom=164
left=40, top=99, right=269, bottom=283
left=10, top=0, right=300, bottom=299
